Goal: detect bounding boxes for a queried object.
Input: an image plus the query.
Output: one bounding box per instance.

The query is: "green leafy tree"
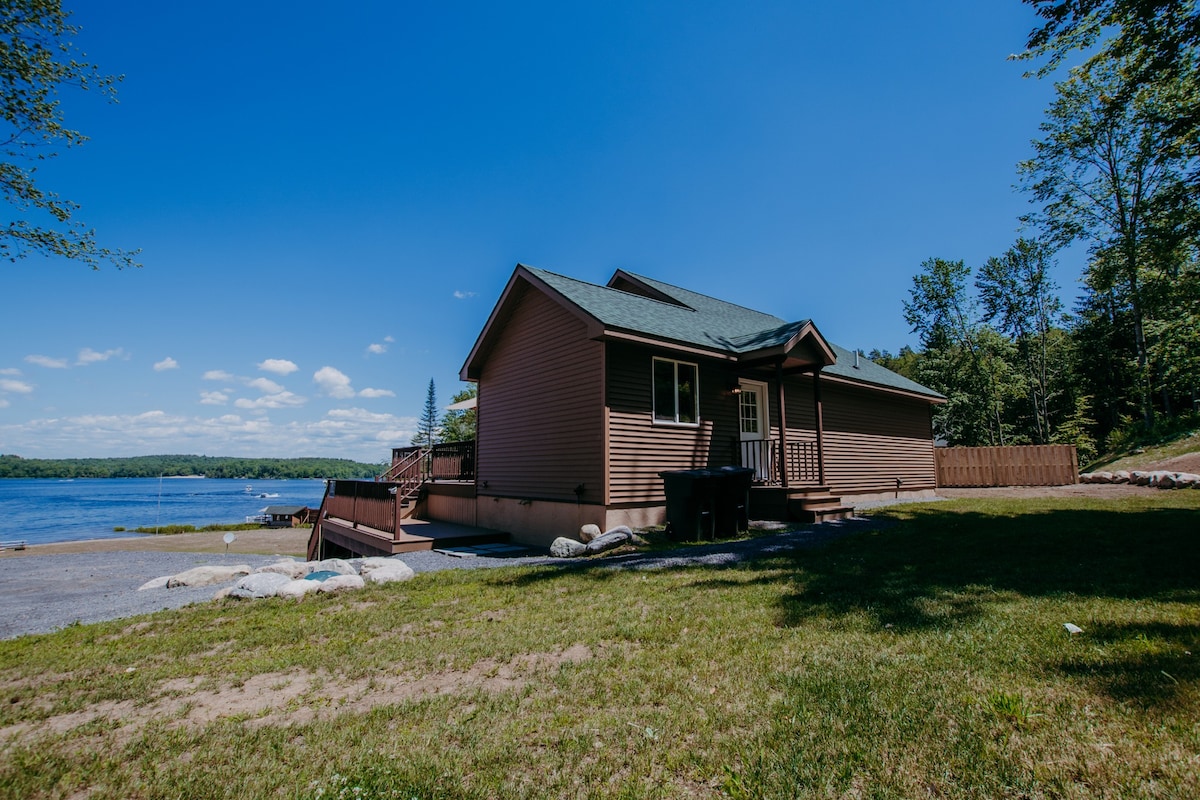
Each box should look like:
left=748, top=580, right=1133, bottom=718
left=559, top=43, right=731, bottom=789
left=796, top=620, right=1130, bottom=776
left=976, top=238, right=1072, bottom=443
left=905, top=258, right=1020, bottom=446
left=439, top=384, right=477, bottom=443
left=411, top=378, right=439, bottom=447
left=1, top=0, right=138, bottom=269
left=1019, top=57, right=1196, bottom=427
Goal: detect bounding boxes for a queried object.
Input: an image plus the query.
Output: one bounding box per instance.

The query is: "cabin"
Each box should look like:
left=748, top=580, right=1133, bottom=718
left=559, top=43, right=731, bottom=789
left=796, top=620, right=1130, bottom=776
left=308, top=264, right=944, bottom=558
left=261, top=505, right=312, bottom=528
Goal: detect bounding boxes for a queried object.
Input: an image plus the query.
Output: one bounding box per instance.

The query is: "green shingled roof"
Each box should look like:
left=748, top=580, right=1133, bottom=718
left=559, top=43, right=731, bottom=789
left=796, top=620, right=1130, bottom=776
left=521, top=265, right=944, bottom=400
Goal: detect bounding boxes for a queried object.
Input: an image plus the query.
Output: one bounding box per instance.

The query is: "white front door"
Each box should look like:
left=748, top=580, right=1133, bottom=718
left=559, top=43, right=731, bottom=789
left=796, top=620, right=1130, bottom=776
left=738, top=380, right=770, bottom=480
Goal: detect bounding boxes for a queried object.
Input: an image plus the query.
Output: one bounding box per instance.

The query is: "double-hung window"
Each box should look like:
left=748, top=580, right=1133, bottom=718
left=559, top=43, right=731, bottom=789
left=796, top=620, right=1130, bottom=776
left=653, top=357, right=699, bottom=425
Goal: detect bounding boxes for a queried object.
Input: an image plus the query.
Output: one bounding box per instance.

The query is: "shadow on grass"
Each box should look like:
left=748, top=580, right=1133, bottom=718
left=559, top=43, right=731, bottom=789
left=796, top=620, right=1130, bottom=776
left=775, top=506, right=1200, bottom=631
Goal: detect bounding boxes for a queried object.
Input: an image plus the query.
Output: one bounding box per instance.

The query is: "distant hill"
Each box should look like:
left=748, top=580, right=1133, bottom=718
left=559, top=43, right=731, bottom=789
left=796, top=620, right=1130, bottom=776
left=0, top=454, right=380, bottom=480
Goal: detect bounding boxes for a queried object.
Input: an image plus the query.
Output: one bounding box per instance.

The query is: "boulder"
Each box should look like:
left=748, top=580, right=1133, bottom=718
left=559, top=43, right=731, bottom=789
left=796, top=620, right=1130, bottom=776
left=1131, top=471, right=1152, bottom=486
left=1078, top=473, right=1094, bottom=483
left=229, top=572, right=292, bottom=599
left=1175, top=472, right=1200, bottom=488
left=1111, top=470, right=1131, bottom=484
left=357, top=557, right=399, bottom=576
left=212, top=587, right=233, bottom=600
left=578, top=524, right=602, bottom=543
left=255, top=560, right=310, bottom=579
left=137, top=575, right=171, bottom=591
left=167, top=564, right=252, bottom=588
left=585, top=527, right=633, bottom=554
left=309, top=558, right=356, bottom=576
left=550, top=537, right=588, bottom=558
left=366, top=562, right=415, bottom=584
left=278, top=579, right=322, bottom=599
left=317, top=574, right=365, bottom=593
left=1094, top=471, right=1114, bottom=483
left=1159, top=472, right=1178, bottom=489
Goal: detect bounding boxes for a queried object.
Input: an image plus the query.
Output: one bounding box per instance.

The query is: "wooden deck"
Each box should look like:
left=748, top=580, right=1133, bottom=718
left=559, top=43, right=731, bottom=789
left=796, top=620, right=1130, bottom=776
left=748, top=485, right=854, bottom=524
left=311, top=516, right=508, bottom=559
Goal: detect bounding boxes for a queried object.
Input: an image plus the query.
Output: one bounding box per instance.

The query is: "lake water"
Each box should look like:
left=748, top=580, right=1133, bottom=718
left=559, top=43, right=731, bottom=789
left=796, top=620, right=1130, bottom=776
left=0, top=478, right=327, bottom=546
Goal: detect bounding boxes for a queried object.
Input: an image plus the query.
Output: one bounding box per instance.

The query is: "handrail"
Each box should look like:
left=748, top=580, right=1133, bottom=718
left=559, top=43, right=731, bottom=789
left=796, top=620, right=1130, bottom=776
left=378, top=446, right=427, bottom=482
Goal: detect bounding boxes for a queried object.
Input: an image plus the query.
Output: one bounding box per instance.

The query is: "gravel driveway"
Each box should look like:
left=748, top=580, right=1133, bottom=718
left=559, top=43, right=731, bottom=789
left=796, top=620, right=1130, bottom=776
left=0, top=518, right=881, bottom=640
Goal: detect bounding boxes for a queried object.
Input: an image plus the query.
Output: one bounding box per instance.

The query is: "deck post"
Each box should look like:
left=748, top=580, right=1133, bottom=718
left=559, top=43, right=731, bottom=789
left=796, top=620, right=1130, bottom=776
left=813, top=369, right=826, bottom=485
left=776, top=360, right=789, bottom=488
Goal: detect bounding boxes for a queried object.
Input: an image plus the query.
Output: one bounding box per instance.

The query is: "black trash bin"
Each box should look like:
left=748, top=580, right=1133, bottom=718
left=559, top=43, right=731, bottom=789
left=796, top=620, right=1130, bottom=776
left=659, top=469, right=720, bottom=541
left=716, top=466, right=754, bottom=536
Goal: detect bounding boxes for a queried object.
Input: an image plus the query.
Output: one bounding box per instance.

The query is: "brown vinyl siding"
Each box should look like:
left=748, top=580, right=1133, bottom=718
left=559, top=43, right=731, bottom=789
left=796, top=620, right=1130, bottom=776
left=606, top=342, right=739, bottom=503
left=476, top=285, right=605, bottom=503
left=817, top=380, right=936, bottom=493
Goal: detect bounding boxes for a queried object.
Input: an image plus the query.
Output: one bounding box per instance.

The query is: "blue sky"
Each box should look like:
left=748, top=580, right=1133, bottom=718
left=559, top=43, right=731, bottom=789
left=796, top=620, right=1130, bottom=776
left=2, top=1, right=1073, bottom=462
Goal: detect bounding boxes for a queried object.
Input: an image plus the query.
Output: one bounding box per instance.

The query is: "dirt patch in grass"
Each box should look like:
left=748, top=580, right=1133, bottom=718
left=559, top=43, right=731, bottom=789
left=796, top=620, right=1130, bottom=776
left=937, top=483, right=1166, bottom=500
left=0, top=645, right=593, bottom=747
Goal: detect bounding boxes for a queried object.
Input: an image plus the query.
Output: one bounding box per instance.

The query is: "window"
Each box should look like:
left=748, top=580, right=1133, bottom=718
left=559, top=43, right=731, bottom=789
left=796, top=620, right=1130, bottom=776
left=653, top=358, right=699, bottom=425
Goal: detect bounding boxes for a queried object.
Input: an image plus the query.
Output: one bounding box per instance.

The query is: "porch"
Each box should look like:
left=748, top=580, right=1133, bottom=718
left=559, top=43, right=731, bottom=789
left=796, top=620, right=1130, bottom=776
left=307, top=441, right=488, bottom=559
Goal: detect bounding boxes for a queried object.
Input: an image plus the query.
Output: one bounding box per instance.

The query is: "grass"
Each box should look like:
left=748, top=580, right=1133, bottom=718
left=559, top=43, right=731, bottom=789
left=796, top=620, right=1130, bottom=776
left=128, top=522, right=308, bottom=534
left=1, top=494, right=1198, bottom=798
left=1086, top=413, right=1200, bottom=472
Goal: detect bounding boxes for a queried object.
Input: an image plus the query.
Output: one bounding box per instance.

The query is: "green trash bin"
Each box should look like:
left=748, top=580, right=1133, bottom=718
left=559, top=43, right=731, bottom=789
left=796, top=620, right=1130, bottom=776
left=659, top=469, right=720, bottom=541
left=716, top=466, right=754, bottom=536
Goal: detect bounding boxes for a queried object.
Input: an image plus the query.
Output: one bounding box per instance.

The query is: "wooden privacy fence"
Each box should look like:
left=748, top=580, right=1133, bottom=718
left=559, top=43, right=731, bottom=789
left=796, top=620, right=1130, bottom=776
left=935, top=445, right=1078, bottom=487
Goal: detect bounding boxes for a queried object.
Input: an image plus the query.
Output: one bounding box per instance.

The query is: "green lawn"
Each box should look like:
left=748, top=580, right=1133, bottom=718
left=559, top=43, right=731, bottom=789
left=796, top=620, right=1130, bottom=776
left=1, top=494, right=1197, bottom=799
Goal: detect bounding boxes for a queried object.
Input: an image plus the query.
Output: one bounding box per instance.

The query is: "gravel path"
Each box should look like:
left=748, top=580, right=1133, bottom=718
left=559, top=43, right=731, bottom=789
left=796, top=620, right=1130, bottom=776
left=0, top=518, right=884, bottom=640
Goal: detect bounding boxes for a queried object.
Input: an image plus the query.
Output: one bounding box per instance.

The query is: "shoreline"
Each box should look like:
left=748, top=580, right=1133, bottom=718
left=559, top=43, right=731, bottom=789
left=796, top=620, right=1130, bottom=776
left=0, top=527, right=311, bottom=558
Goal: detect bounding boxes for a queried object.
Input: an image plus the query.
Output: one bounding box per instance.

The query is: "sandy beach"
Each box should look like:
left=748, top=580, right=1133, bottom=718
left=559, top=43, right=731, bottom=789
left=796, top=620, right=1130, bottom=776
left=0, top=527, right=311, bottom=559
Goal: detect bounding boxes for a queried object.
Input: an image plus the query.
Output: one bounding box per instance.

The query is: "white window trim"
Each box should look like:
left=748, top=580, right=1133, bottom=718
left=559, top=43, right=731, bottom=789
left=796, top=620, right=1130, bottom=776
left=652, top=357, right=701, bottom=426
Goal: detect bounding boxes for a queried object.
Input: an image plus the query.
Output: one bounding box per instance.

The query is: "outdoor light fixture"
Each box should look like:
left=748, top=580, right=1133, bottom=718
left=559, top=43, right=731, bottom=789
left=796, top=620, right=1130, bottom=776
left=729, top=380, right=743, bottom=395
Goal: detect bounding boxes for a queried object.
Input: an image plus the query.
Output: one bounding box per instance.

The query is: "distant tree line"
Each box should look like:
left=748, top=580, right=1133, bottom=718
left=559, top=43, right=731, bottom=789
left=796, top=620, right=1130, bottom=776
left=877, top=2, right=1199, bottom=464
left=0, top=455, right=379, bottom=479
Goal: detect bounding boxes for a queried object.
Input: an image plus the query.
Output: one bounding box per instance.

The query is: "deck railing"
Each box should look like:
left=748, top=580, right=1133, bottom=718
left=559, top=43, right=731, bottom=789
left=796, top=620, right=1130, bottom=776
left=385, top=440, right=476, bottom=483
left=735, top=438, right=820, bottom=485
left=326, top=479, right=400, bottom=534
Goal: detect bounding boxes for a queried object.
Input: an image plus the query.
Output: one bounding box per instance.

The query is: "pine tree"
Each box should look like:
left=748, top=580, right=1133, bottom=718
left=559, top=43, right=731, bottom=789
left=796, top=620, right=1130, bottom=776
left=412, top=379, right=439, bottom=447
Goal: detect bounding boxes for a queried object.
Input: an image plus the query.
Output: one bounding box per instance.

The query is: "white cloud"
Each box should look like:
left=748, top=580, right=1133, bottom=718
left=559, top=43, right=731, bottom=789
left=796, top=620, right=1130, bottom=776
left=453, top=290, right=477, bottom=299
left=153, top=357, right=179, bottom=371
left=313, top=366, right=356, bottom=399
left=203, top=370, right=235, bottom=381
left=0, top=407, right=418, bottom=462
left=200, top=391, right=229, bottom=405
left=77, top=347, right=126, bottom=365
left=366, top=343, right=387, bottom=355
left=258, top=359, right=298, bottom=375
left=384, top=335, right=395, bottom=343
left=0, top=368, right=20, bottom=376
left=247, top=377, right=285, bottom=394
left=234, top=391, right=307, bottom=410
left=358, top=387, right=395, bottom=398
left=25, top=354, right=68, bottom=369
left=0, top=398, right=8, bottom=408
left=0, top=378, right=34, bottom=394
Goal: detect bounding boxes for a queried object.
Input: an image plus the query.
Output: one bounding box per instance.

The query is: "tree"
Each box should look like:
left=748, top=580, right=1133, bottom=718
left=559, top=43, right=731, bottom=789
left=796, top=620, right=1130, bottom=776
left=411, top=379, right=439, bottom=447
left=1019, top=57, right=1196, bottom=427
left=439, top=384, right=476, bottom=443
left=1, top=0, right=138, bottom=269
left=904, top=258, right=1021, bottom=446
left=976, top=238, right=1070, bottom=443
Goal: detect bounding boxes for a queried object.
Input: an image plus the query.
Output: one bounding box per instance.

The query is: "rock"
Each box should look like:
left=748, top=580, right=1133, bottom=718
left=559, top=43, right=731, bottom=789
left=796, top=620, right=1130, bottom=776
left=1078, top=472, right=1093, bottom=483
left=1093, top=471, right=1114, bottom=483
left=1111, top=470, right=1131, bottom=484
left=584, top=527, right=632, bottom=554
left=366, top=562, right=415, bottom=584
left=1131, top=471, right=1152, bottom=486
left=167, top=564, right=252, bottom=588
left=137, top=575, right=171, bottom=591
left=1159, top=472, right=1178, bottom=489
left=229, top=572, right=292, bottom=599
left=550, top=537, right=588, bottom=558
left=1175, top=472, right=1200, bottom=488
left=278, top=579, right=321, bottom=598
left=317, top=574, right=365, bottom=593
left=212, top=587, right=233, bottom=600
left=357, top=557, right=398, bottom=576
left=310, top=558, right=356, bottom=576
left=304, top=570, right=342, bottom=582
left=255, top=560, right=310, bottom=579
left=578, top=524, right=602, bottom=543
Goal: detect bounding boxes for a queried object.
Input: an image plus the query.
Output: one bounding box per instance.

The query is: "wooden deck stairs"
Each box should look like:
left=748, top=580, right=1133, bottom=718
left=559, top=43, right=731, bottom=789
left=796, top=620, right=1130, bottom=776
left=749, top=484, right=854, bottom=524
